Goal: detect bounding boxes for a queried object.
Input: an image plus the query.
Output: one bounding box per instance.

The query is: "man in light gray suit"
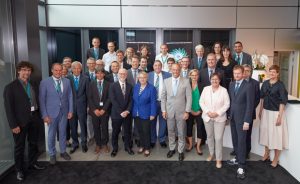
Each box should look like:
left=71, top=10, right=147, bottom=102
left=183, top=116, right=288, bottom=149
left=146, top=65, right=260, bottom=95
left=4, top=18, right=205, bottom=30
left=39, top=63, right=73, bottom=165
left=161, top=63, right=192, bottom=161
left=180, top=56, right=191, bottom=78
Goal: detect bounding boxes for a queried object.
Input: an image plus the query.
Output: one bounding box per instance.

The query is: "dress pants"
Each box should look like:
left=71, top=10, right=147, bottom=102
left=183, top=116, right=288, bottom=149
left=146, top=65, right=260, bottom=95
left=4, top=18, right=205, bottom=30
left=13, top=111, right=39, bottom=172
left=151, top=101, right=167, bottom=144
left=69, top=111, right=87, bottom=148
left=92, top=115, right=109, bottom=147
left=135, top=117, right=151, bottom=150
left=230, top=118, right=247, bottom=169
left=111, top=116, right=131, bottom=151
left=186, top=113, right=206, bottom=139
left=167, top=116, right=186, bottom=153
left=86, top=114, right=94, bottom=140
left=204, top=120, right=226, bottom=160
left=246, top=120, right=253, bottom=155
left=47, top=110, right=67, bottom=156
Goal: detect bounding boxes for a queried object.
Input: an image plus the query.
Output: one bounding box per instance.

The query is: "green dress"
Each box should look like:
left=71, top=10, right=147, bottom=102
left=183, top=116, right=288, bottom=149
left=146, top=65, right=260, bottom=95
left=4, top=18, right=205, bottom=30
left=191, top=86, right=201, bottom=112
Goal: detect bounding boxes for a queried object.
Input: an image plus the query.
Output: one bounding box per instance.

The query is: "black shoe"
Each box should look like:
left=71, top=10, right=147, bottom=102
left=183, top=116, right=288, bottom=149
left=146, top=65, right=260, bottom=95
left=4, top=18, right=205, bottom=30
left=136, top=140, right=140, bottom=147
left=125, top=148, right=135, bottom=155
left=29, top=163, right=46, bottom=170
left=236, top=168, right=246, bottom=180
left=230, top=150, right=236, bottom=156
left=70, top=145, right=79, bottom=154
left=150, top=143, right=155, bottom=148
left=82, top=144, right=88, bottom=153
left=60, top=152, right=71, bottom=161
left=160, top=142, right=167, bottom=148
left=49, top=156, right=56, bottom=165
left=16, top=171, right=24, bottom=181
left=167, top=150, right=176, bottom=158
left=179, top=153, right=185, bottom=161
left=111, top=150, right=117, bottom=157
left=246, top=153, right=250, bottom=159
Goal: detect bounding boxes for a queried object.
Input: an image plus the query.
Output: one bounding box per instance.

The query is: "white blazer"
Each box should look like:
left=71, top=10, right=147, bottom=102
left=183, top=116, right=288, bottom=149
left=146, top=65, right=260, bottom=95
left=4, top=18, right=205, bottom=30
left=199, top=85, right=230, bottom=122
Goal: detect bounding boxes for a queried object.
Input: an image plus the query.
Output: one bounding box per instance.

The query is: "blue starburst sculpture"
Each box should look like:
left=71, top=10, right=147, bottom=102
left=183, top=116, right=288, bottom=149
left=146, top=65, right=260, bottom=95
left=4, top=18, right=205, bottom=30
left=170, top=48, right=188, bottom=62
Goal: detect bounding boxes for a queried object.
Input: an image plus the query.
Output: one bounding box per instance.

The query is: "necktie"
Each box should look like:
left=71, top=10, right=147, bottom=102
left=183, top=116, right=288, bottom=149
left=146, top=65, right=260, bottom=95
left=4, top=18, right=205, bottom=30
left=90, top=73, right=95, bottom=80
left=198, top=57, right=202, bottom=69
left=209, top=69, right=213, bottom=79
left=234, top=82, right=240, bottom=95
left=74, top=77, right=79, bottom=91
left=114, top=74, right=118, bottom=82
left=133, top=70, right=137, bottom=84
left=155, top=75, right=159, bottom=91
left=94, top=48, right=99, bottom=60
left=121, top=83, right=126, bottom=98
left=56, top=80, right=62, bottom=93
left=97, top=80, right=103, bottom=98
left=172, top=79, right=178, bottom=96
left=237, top=54, right=241, bottom=65
left=183, top=71, right=187, bottom=78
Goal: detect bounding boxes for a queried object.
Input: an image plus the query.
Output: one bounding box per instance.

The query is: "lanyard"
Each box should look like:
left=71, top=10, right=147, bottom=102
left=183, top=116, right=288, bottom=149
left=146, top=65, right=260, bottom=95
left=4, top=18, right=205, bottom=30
left=161, top=54, right=168, bottom=64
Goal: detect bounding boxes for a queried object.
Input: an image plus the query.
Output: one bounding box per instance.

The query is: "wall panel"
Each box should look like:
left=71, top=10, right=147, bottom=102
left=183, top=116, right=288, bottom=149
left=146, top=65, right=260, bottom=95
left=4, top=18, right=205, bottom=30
left=237, top=0, right=298, bottom=6
left=122, top=0, right=237, bottom=6
left=47, top=0, right=120, bottom=5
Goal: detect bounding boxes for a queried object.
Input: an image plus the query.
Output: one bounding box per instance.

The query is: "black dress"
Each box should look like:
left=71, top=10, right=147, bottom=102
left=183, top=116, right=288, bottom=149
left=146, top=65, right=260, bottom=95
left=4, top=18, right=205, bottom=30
left=216, top=60, right=238, bottom=90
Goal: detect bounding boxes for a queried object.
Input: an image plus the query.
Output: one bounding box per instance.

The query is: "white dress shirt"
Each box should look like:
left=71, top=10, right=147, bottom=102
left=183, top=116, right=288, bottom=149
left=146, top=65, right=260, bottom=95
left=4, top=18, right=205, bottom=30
left=155, top=53, right=174, bottom=72
left=154, top=72, right=164, bottom=101
left=102, top=51, right=117, bottom=72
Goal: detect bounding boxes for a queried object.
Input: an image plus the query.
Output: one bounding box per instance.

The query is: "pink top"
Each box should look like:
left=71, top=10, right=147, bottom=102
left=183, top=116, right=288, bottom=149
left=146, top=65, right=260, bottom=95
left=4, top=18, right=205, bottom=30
left=199, top=85, right=230, bottom=122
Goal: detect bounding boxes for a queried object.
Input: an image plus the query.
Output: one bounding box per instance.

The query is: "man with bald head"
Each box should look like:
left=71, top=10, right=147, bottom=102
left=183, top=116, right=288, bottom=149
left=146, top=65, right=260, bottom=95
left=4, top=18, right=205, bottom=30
left=161, top=63, right=192, bottom=161
left=109, top=68, right=134, bottom=157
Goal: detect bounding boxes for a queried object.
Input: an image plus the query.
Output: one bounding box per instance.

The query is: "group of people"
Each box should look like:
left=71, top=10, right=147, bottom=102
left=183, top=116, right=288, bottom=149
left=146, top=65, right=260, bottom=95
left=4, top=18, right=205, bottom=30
left=4, top=38, right=289, bottom=181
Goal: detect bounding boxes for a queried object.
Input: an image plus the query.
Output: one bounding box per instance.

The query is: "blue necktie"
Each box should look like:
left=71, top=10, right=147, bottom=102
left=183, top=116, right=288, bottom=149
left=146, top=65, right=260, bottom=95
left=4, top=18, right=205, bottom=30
left=198, top=57, right=202, bottom=69
left=56, top=80, right=62, bottom=94
left=234, top=82, right=240, bottom=95
left=114, top=74, right=118, bottom=82
left=173, top=79, right=178, bottom=96
left=74, top=77, right=79, bottom=91
left=90, top=73, right=95, bottom=81
left=97, top=80, right=103, bottom=97
left=94, top=48, right=99, bottom=60
left=237, top=54, right=241, bottom=65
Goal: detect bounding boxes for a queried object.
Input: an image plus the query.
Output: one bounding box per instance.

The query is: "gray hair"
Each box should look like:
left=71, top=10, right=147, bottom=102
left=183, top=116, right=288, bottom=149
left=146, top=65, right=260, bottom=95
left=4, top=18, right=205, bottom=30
left=71, top=61, right=82, bottom=69
left=195, top=44, right=204, bottom=51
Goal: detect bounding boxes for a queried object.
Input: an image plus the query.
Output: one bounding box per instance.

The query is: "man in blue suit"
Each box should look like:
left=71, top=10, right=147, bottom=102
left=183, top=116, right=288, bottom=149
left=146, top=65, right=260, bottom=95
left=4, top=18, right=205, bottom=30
left=67, top=61, right=90, bottom=154
left=227, top=65, right=254, bottom=180
left=148, top=60, right=171, bottom=148
left=39, top=63, right=73, bottom=165
left=243, top=64, right=260, bottom=158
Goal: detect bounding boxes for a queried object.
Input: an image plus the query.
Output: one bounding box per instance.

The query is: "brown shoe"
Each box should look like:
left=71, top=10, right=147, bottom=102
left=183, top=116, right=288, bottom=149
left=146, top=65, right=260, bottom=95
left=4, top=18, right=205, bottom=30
left=94, top=146, right=101, bottom=154
left=102, top=145, right=110, bottom=153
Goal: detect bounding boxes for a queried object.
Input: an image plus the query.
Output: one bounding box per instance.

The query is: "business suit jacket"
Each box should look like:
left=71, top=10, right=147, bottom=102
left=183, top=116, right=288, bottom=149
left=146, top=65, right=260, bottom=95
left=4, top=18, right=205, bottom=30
left=180, top=69, right=191, bottom=78
left=234, top=52, right=252, bottom=66
left=39, top=77, right=73, bottom=119
left=198, top=67, right=225, bottom=94
left=161, top=77, right=192, bottom=119
left=109, top=81, right=133, bottom=119
left=132, top=83, right=157, bottom=119
left=4, top=79, right=40, bottom=129
left=67, top=74, right=89, bottom=115
left=148, top=71, right=171, bottom=86
left=228, top=80, right=254, bottom=124
left=127, top=68, right=141, bottom=87
left=247, top=78, right=260, bottom=119
left=86, top=47, right=105, bottom=60
left=88, top=80, right=111, bottom=117
left=191, top=57, right=207, bottom=70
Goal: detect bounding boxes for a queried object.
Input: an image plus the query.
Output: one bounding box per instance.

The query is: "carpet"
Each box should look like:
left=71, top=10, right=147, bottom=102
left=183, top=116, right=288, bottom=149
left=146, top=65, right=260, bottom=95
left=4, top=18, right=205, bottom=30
left=1, top=161, right=299, bottom=184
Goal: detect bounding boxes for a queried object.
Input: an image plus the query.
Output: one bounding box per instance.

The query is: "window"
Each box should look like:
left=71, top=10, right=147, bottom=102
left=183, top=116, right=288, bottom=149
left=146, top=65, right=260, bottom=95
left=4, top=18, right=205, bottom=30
left=201, top=30, right=230, bottom=53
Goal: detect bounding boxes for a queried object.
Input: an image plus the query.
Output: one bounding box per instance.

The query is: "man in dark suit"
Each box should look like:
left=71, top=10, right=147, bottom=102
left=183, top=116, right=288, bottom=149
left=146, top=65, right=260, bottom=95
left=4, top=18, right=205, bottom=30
left=191, top=44, right=207, bottom=70
left=86, top=37, right=105, bottom=60
left=227, top=65, right=254, bottom=180
left=233, top=41, right=252, bottom=67
left=109, top=68, right=134, bottom=157
left=139, top=56, right=153, bottom=73
left=85, top=57, right=97, bottom=146
left=39, top=63, right=73, bottom=165
left=116, top=50, right=131, bottom=70
left=243, top=64, right=260, bottom=158
left=4, top=61, right=45, bottom=181
left=106, top=61, right=120, bottom=83
left=88, top=68, right=111, bottom=154
left=67, top=61, right=89, bottom=154
left=127, top=55, right=140, bottom=87
left=198, top=53, right=225, bottom=93
left=148, top=60, right=172, bottom=148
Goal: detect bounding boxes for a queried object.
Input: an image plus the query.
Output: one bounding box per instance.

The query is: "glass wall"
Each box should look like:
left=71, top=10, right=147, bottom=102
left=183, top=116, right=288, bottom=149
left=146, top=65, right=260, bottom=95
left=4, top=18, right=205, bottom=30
left=201, top=30, right=230, bottom=53
left=0, top=0, right=16, bottom=175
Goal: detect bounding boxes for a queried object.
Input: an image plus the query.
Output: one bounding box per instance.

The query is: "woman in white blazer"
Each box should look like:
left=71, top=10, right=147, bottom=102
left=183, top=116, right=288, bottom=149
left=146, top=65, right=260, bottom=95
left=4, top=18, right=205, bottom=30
left=200, top=73, right=230, bottom=168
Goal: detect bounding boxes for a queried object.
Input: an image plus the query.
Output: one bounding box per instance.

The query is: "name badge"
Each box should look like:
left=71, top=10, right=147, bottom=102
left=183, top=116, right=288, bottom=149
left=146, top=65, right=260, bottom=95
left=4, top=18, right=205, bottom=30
left=31, top=106, right=35, bottom=112
left=99, top=102, right=104, bottom=106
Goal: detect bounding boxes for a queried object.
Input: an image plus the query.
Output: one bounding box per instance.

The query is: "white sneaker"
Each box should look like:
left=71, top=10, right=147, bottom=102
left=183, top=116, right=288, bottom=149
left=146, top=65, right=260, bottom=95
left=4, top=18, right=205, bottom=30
left=237, top=168, right=246, bottom=179
left=227, top=158, right=238, bottom=165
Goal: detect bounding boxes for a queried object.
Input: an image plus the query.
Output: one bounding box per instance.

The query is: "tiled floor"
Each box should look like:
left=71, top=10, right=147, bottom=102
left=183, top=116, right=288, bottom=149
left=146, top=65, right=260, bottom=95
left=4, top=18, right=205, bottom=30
left=39, top=139, right=261, bottom=162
